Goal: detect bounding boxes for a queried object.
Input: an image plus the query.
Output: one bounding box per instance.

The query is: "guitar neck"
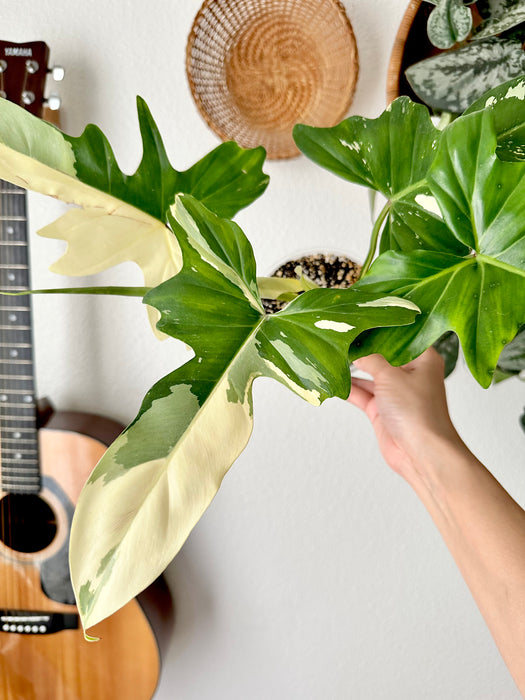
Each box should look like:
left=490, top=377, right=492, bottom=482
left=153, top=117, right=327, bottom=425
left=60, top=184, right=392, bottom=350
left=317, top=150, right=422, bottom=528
left=0, top=180, right=40, bottom=494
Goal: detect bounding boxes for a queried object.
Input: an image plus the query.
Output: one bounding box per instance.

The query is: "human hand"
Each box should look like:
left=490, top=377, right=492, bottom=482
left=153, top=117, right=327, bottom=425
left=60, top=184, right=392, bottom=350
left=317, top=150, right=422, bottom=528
left=348, top=348, right=465, bottom=482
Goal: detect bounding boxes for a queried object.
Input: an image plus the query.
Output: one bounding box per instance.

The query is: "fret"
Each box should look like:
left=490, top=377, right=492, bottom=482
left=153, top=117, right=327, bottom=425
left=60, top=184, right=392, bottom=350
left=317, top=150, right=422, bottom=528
left=0, top=190, right=25, bottom=195
left=0, top=483, right=40, bottom=491
left=0, top=326, right=31, bottom=331
left=0, top=389, right=32, bottom=394
left=0, top=359, right=33, bottom=365
left=0, top=241, right=27, bottom=246
left=1, top=479, right=40, bottom=485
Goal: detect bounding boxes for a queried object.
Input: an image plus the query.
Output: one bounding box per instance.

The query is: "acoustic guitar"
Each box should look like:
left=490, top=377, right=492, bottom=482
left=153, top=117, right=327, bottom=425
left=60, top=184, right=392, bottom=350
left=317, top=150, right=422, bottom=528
left=0, top=40, right=173, bottom=700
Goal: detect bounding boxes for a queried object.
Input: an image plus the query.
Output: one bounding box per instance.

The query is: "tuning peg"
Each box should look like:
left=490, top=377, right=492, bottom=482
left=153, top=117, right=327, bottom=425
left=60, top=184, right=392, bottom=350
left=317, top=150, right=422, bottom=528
left=49, top=65, right=65, bottom=82
left=45, top=94, right=61, bottom=111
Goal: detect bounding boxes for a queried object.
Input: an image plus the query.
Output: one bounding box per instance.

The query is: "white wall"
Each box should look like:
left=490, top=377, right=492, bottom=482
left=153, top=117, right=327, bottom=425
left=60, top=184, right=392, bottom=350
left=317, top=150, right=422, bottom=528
left=3, top=1, right=525, bottom=698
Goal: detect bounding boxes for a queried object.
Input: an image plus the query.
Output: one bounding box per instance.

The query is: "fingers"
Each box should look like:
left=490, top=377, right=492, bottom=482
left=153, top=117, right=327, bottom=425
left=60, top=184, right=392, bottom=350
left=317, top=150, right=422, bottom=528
left=347, top=377, right=375, bottom=412
left=352, top=353, right=391, bottom=376
left=354, top=347, right=445, bottom=377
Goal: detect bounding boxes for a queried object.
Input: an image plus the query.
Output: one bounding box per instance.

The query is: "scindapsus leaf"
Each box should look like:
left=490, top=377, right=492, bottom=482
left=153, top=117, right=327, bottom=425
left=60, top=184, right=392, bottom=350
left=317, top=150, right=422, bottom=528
left=70, top=194, right=419, bottom=632
left=405, top=38, right=525, bottom=114
left=427, top=0, right=473, bottom=49
left=474, top=0, right=525, bottom=38
left=293, top=98, right=466, bottom=255
left=350, top=109, right=525, bottom=387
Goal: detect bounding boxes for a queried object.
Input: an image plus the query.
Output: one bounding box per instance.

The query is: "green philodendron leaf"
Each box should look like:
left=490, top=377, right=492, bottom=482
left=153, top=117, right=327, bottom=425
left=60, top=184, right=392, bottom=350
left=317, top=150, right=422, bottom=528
left=427, top=0, right=473, bottom=49
left=465, top=74, right=525, bottom=160
left=405, top=38, right=525, bottom=113
left=293, top=98, right=467, bottom=256
left=69, top=194, right=419, bottom=632
left=474, top=0, right=525, bottom=38
left=0, top=96, right=268, bottom=334
left=350, top=109, right=525, bottom=387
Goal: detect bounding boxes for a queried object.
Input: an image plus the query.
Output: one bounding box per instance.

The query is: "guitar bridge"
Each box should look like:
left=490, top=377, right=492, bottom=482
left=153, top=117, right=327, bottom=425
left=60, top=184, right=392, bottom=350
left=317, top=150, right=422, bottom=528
left=0, top=609, right=78, bottom=634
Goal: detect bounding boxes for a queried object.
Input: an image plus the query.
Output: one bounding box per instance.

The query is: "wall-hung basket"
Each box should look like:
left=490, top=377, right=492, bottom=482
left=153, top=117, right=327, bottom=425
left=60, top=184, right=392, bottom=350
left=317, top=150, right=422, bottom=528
left=186, top=0, right=359, bottom=159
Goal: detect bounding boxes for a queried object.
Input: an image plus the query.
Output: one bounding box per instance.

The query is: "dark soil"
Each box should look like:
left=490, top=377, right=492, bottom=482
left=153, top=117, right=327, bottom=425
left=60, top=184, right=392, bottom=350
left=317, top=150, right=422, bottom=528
left=262, top=253, right=362, bottom=314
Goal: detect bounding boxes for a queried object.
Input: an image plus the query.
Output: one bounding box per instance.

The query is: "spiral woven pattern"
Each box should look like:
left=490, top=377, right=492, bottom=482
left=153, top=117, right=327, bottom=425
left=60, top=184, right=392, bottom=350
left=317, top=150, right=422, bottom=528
left=187, top=0, right=359, bottom=158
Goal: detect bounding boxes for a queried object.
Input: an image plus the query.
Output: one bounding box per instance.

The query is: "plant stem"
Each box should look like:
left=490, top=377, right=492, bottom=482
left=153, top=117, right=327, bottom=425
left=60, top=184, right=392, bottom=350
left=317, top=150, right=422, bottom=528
left=358, top=200, right=391, bottom=280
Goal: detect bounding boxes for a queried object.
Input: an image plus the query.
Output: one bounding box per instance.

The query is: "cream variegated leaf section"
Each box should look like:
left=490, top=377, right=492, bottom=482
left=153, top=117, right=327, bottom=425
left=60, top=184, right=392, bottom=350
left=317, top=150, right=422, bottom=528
left=71, top=361, right=257, bottom=631
left=0, top=96, right=269, bottom=334
left=38, top=208, right=181, bottom=335
left=0, top=101, right=181, bottom=334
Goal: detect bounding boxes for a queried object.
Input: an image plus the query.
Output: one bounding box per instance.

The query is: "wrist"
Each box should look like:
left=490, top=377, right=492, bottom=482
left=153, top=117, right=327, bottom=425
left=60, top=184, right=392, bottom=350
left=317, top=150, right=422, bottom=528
left=403, top=431, right=480, bottom=499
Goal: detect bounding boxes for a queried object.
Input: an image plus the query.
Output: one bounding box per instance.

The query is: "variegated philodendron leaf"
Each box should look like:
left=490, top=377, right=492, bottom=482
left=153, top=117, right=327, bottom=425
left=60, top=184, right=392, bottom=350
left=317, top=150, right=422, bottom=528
left=349, top=109, right=525, bottom=388
left=427, top=0, right=473, bottom=49
left=69, top=194, right=419, bottom=632
left=293, top=98, right=467, bottom=256
left=405, top=38, right=525, bottom=114
left=0, top=96, right=268, bottom=332
left=475, top=0, right=525, bottom=38
left=465, top=75, right=525, bottom=160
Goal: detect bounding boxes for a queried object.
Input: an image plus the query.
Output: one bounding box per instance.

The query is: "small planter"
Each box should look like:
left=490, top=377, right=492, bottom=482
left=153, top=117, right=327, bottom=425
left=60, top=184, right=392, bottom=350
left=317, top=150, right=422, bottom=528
left=263, top=252, right=362, bottom=313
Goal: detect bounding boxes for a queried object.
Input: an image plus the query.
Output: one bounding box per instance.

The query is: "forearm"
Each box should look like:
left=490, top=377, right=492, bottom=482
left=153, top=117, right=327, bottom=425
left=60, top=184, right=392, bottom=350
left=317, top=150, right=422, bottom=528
left=408, top=436, right=525, bottom=695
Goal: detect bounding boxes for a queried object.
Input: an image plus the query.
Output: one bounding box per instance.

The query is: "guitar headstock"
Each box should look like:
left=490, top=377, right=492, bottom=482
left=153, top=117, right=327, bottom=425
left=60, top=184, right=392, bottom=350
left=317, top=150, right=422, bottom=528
left=0, top=40, right=63, bottom=120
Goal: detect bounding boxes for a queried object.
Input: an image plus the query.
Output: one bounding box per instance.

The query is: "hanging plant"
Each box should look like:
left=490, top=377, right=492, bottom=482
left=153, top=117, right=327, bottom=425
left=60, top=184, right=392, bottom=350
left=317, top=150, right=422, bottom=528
left=405, top=0, right=525, bottom=113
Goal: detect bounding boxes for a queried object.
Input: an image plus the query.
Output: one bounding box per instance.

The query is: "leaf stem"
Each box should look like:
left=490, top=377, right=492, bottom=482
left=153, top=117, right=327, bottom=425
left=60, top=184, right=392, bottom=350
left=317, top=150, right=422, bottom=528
left=358, top=200, right=391, bottom=280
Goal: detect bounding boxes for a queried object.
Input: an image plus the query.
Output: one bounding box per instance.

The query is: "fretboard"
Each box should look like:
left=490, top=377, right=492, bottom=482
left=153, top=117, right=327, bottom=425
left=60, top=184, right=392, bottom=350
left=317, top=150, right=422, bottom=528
left=0, top=180, right=40, bottom=494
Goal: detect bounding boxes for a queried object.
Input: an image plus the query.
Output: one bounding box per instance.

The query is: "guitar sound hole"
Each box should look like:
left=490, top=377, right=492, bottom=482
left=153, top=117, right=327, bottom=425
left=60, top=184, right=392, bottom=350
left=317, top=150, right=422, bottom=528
left=0, top=494, right=57, bottom=553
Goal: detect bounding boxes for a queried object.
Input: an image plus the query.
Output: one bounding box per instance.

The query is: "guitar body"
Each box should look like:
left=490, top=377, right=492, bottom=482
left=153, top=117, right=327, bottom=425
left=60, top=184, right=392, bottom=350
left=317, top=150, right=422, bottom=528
left=0, top=410, right=173, bottom=700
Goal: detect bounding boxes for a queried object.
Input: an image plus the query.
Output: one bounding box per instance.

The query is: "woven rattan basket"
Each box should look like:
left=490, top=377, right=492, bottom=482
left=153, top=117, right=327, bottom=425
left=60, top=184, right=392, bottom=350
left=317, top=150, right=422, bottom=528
left=186, top=0, right=359, bottom=159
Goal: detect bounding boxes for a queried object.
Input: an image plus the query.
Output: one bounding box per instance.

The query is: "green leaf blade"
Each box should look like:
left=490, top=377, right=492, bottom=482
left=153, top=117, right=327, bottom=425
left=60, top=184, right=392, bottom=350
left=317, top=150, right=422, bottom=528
left=294, top=98, right=465, bottom=254
left=464, top=75, right=525, bottom=161
left=351, top=252, right=525, bottom=387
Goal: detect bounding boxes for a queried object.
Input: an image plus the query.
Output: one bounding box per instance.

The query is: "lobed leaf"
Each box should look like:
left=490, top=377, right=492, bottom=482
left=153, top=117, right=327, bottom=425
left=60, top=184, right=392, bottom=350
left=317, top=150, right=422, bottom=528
left=0, top=96, right=268, bottom=332
left=405, top=38, right=525, bottom=113
left=294, top=98, right=466, bottom=255
left=350, top=109, right=525, bottom=387
left=70, top=195, right=420, bottom=632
